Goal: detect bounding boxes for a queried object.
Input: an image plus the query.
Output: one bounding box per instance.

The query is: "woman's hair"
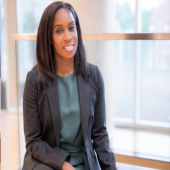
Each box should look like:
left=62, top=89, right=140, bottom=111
left=34, top=1, right=89, bottom=86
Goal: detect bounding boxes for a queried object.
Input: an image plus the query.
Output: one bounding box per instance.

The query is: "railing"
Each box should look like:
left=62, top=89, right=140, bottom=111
left=12, top=33, right=170, bottom=40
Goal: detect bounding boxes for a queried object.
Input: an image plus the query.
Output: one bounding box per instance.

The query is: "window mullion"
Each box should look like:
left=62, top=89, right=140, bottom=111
left=134, top=0, right=142, bottom=125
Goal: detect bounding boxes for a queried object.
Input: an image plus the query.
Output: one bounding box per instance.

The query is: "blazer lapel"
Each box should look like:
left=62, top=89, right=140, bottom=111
left=77, top=74, right=90, bottom=145
left=46, top=77, right=61, bottom=147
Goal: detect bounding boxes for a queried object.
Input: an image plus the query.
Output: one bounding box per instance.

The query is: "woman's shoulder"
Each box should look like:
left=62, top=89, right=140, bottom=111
left=87, top=62, right=103, bottom=89
left=28, top=67, right=38, bottom=76
left=87, top=62, right=102, bottom=79
left=26, top=67, right=38, bottom=83
left=87, top=62, right=98, bottom=75
left=87, top=62, right=97, bottom=69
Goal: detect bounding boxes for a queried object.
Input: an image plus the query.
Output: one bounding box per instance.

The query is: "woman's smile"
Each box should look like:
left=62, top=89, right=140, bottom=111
left=63, top=44, right=74, bottom=51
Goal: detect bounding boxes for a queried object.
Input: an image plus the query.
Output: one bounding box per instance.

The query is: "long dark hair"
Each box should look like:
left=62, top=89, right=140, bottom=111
left=34, top=1, right=89, bottom=86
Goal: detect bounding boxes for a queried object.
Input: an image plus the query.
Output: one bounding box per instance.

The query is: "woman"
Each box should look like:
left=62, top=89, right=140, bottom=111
left=23, top=1, right=118, bottom=170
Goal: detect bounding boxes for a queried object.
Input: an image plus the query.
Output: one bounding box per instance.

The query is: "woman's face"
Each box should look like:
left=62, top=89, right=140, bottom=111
left=52, top=8, right=78, bottom=60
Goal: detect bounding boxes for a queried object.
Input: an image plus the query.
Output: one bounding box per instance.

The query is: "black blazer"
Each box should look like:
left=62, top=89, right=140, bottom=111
left=22, top=63, right=118, bottom=170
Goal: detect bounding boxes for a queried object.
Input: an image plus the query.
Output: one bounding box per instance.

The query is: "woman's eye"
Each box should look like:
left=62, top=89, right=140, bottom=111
left=70, top=26, right=75, bottom=30
left=56, top=29, right=63, bottom=33
left=55, top=26, right=75, bottom=34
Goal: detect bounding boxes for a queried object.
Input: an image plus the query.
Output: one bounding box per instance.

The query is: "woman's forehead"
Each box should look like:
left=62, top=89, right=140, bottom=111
left=53, top=8, right=75, bottom=26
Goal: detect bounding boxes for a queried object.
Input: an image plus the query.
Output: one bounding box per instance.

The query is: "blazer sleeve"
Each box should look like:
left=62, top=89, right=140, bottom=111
left=91, top=66, right=118, bottom=170
left=23, top=71, right=71, bottom=170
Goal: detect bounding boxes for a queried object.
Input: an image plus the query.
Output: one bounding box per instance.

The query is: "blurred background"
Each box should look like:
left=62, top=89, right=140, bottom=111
left=1, top=0, right=170, bottom=169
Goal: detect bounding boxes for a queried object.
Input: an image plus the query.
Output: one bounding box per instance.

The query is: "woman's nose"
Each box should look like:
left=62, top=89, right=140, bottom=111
left=63, top=29, right=72, bottom=41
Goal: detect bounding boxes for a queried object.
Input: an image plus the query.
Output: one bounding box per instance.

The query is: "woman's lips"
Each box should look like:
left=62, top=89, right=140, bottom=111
left=63, top=45, right=74, bottom=51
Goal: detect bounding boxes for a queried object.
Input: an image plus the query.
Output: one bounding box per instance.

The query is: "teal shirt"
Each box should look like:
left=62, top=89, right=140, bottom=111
left=57, top=71, right=90, bottom=170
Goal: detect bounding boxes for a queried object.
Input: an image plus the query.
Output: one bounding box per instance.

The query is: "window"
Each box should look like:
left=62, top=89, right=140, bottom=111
left=114, top=0, right=170, bottom=129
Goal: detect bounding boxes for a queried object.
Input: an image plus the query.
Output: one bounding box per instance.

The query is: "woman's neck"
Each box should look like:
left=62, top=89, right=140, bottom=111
left=55, top=57, right=74, bottom=77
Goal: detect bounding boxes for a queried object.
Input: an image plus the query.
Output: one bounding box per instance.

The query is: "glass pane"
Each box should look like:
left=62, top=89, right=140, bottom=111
left=140, top=40, right=170, bottom=124
left=141, top=0, right=169, bottom=32
left=114, top=40, right=134, bottom=119
left=115, top=0, right=135, bottom=33
left=16, top=0, right=52, bottom=33
left=17, top=41, right=36, bottom=110
left=113, top=127, right=170, bottom=162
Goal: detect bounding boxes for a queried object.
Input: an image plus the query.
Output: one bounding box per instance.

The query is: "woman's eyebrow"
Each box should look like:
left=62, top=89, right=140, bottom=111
left=54, top=21, right=74, bottom=28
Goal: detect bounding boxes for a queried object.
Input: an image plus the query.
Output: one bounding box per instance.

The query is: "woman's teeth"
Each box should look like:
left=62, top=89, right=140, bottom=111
left=64, top=45, right=74, bottom=51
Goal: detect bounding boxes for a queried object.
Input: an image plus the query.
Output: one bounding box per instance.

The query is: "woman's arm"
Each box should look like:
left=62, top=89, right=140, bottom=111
left=91, top=66, right=118, bottom=170
left=23, top=71, right=71, bottom=170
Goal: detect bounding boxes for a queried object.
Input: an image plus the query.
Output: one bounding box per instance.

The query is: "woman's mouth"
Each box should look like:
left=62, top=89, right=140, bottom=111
left=63, top=45, right=74, bottom=51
